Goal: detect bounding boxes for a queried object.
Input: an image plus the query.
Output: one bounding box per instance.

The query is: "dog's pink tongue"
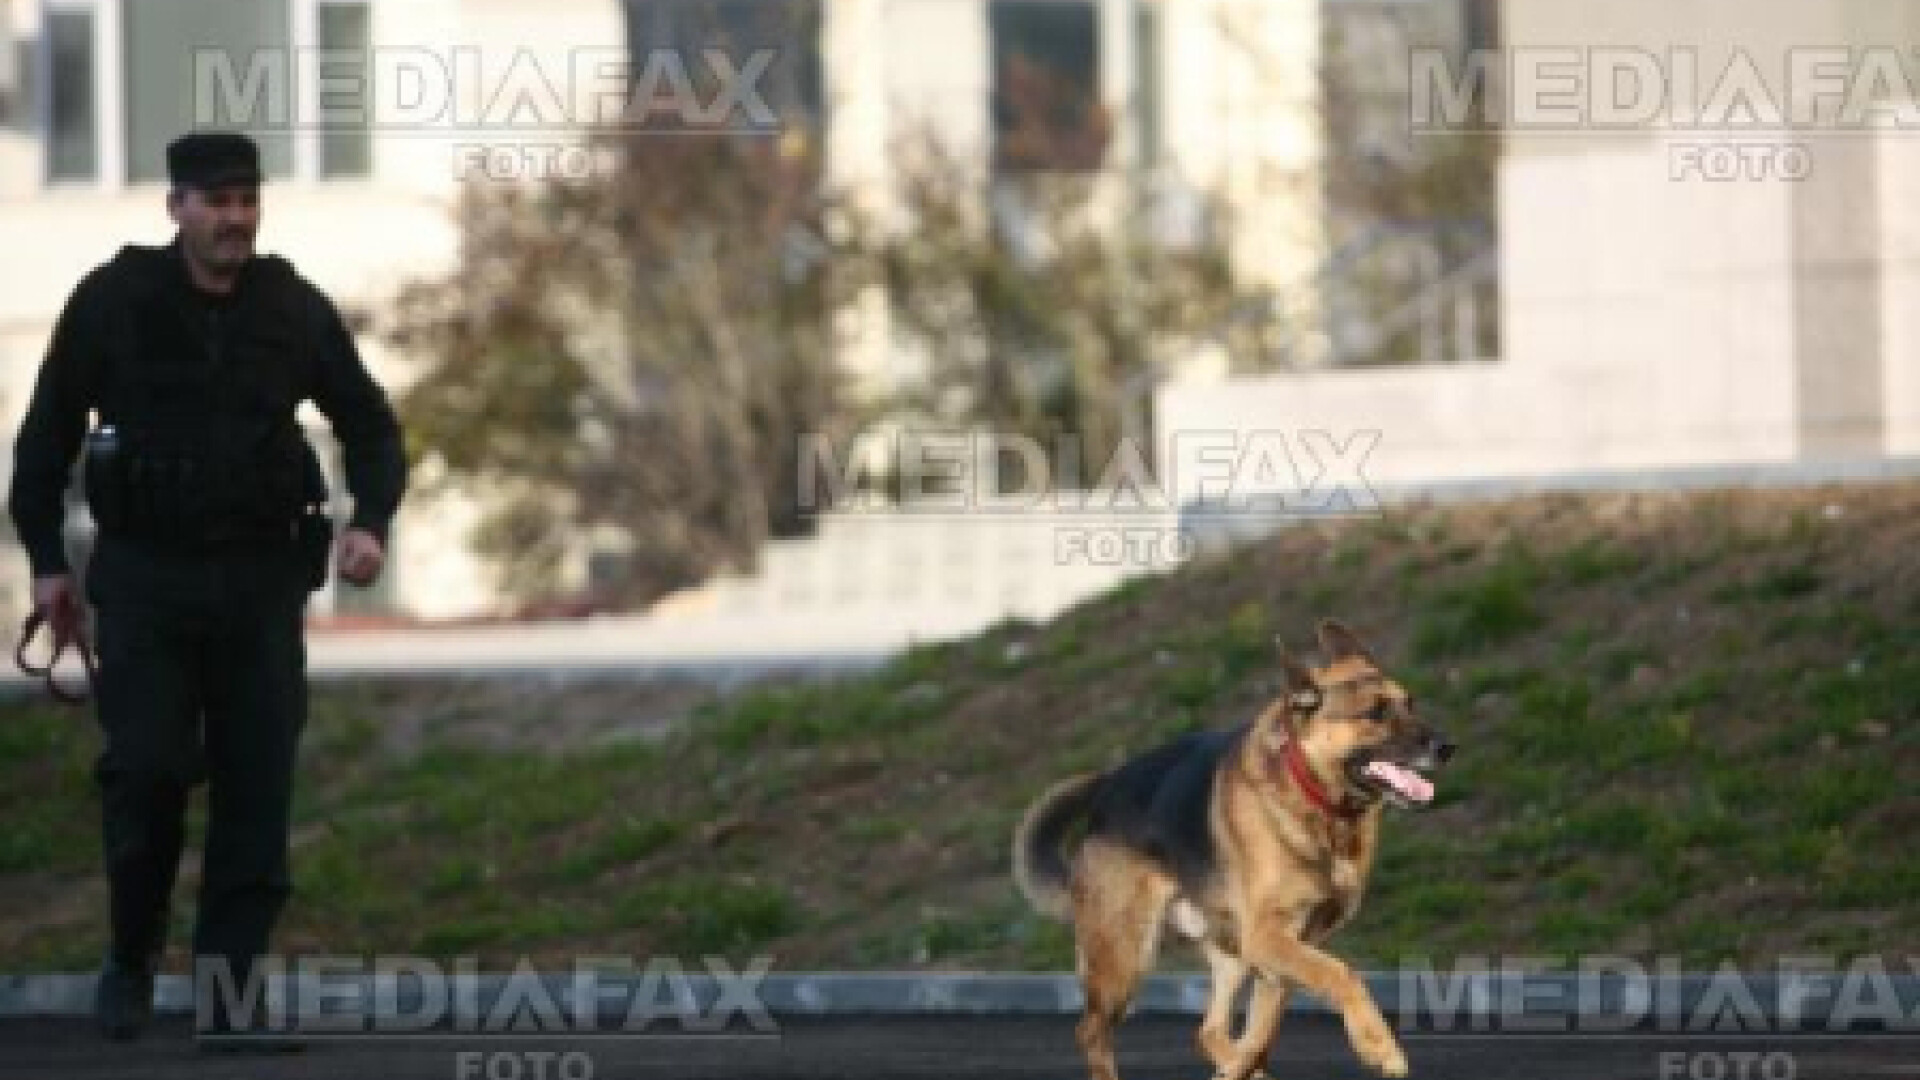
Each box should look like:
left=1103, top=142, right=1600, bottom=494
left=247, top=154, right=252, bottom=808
left=1365, top=761, right=1434, bottom=803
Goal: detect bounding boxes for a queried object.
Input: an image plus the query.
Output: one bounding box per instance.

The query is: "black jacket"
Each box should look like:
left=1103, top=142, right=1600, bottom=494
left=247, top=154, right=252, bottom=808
left=7, top=240, right=407, bottom=577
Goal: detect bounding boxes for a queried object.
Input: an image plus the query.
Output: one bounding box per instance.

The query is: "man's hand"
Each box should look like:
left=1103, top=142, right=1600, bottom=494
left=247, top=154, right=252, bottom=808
left=31, top=574, right=88, bottom=645
left=335, top=528, right=385, bottom=588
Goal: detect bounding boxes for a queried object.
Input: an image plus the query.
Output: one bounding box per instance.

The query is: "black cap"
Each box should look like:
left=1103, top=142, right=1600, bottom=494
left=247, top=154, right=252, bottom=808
left=166, top=131, right=263, bottom=190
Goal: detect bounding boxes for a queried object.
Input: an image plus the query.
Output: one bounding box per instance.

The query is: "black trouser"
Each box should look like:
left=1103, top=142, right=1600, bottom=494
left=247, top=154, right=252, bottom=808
left=84, top=532, right=310, bottom=990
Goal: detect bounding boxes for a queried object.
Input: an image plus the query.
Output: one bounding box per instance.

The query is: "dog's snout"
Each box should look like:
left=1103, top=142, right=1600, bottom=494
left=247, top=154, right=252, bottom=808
left=1432, top=737, right=1457, bottom=765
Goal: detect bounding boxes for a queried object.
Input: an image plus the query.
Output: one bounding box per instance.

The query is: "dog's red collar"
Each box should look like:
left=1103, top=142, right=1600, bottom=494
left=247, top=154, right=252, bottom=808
left=1281, top=738, right=1367, bottom=822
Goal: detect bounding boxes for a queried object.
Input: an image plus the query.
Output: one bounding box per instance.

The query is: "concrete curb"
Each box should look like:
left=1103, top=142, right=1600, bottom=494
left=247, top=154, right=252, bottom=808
left=3, top=971, right=1917, bottom=1031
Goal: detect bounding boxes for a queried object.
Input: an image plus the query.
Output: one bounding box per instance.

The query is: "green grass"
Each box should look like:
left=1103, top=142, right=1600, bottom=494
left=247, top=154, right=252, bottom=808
left=1554, top=540, right=1647, bottom=585
left=706, top=667, right=954, bottom=751
left=1723, top=561, right=1826, bottom=604
left=552, top=818, right=684, bottom=884
left=0, top=707, right=99, bottom=874
left=1411, top=548, right=1545, bottom=659
left=609, top=878, right=798, bottom=954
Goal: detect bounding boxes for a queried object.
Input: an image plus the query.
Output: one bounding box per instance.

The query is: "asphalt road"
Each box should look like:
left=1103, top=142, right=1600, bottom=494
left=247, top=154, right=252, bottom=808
left=2, top=1016, right=1913, bottom=1080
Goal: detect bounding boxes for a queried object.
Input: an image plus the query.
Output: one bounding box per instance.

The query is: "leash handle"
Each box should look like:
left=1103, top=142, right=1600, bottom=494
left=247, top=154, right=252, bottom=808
left=15, top=607, right=98, bottom=706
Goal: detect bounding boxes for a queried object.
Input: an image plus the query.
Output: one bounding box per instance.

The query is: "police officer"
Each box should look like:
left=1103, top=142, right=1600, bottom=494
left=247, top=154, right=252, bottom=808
left=6, top=131, right=407, bottom=1048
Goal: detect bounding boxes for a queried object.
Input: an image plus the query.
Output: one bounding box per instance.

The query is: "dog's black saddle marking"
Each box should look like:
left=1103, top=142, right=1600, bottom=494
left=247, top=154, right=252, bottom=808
left=1086, top=725, right=1248, bottom=895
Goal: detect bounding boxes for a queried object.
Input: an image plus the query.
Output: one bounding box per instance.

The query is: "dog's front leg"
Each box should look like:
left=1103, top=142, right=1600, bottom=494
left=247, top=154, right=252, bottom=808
left=1204, top=970, right=1291, bottom=1080
left=1241, top=922, right=1406, bottom=1078
left=1233, top=975, right=1292, bottom=1080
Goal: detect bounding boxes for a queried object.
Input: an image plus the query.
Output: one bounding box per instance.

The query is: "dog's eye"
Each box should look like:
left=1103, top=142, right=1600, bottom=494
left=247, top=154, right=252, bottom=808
left=1365, top=701, right=1391, bottom=722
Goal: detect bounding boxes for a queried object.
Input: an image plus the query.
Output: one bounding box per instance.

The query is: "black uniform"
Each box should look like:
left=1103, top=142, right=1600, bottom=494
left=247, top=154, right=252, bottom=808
left=6, top=238, right=406, bottom=993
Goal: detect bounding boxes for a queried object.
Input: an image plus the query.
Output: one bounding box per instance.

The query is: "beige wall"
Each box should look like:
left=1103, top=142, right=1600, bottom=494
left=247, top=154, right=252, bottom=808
left=1159, top=0, right=1919, bottom=501
left=679, top=505, right=1180, bottom=628
left=1881, top=123, right=1920, bottom=457
left=1505, top=0, right=1914, bottom=462
left=1159, top=0, right=1323, bottom=291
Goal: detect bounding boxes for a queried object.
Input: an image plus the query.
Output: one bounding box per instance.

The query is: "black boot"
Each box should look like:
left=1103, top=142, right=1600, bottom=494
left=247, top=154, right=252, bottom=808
left=94, top=957, right=155, bottom=1042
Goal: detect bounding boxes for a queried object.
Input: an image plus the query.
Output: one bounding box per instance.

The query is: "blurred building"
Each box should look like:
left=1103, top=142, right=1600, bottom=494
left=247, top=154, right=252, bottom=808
left=18, top=3, right=1896, bottom=634
left=0, top=0, right=1376, bottom=624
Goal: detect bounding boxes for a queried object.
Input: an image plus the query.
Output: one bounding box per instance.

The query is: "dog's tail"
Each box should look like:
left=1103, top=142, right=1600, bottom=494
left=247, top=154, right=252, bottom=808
left=1012, top=772, right=1102, bottom=921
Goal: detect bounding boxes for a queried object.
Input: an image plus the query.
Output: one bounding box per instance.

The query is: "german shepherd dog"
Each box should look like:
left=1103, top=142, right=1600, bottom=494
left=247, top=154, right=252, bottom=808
left=1013, top=620, right=1455, bottom=1080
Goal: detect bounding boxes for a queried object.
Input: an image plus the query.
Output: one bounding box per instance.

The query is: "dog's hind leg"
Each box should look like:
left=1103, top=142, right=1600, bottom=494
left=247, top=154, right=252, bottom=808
left=1071, top=842, right=1174, bottom=1080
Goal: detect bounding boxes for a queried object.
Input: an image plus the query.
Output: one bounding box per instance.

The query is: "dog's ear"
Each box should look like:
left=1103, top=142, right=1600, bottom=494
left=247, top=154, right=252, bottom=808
left=1317, top=618, right=1377, bottom=665
left=1276, top=639, right=1323, bottom=718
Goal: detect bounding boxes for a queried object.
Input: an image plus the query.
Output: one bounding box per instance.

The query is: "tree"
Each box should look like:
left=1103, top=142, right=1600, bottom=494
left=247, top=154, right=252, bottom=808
left=386, top=122, right=1278, bottom=610
left=864, top=137, right=1248, bottom=491
left=386, top=130, right=869, bottom=608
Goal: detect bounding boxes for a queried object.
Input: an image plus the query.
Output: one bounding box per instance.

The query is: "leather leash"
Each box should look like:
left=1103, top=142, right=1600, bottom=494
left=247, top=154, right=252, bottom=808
left=15, top=607, right=99, bottom=705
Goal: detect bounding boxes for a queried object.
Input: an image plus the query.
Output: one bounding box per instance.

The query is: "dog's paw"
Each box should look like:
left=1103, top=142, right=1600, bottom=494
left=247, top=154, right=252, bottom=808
left=1352, top=1030, right=1408, bottom=1078
left=1370, top=1046, right=1409, bottom=1078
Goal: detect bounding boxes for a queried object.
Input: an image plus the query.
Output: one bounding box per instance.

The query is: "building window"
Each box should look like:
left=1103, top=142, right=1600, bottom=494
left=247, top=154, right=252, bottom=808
left=317, top=0, right=371, bottom=178
left=40, top=0, right=377, bottom=186
left=2, top=0, right=29, bottom=127
left=47, top=5, right=97, bottom=181
left=989, top=0, right=1107, bottom=173
left=1465, top=0, right=1499, bottom=53
left=123, top=0, right=294, bottom=183
left=1133, top=0, right=1159, bottom=167
left=622, top=0, right=822, bottom=129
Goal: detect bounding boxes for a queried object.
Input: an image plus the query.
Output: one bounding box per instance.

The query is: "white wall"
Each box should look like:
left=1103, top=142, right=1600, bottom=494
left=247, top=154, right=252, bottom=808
left=1161, top=0, right=1323, bottom=292
left=666, top=503, right=1181, bottom=633
left=883, top=0, right=990, bottom=159
left=1884, top=123, right=1920, bottom=458
left=1158, top=0, right=1918, bottom=502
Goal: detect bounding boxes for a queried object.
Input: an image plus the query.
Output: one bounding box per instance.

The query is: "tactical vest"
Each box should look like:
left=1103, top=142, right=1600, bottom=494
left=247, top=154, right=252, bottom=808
left=83, top=245, right=328, bottom=550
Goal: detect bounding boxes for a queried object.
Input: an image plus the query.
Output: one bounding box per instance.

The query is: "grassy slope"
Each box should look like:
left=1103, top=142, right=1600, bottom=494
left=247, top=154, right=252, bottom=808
left=3, top=482, right=1917, bottom=972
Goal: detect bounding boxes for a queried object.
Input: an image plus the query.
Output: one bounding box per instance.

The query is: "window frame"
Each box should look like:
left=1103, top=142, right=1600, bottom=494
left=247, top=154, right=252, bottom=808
left=311, top=0, right=372, bottom=179
left=37, top=0, right=375, bottom=189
